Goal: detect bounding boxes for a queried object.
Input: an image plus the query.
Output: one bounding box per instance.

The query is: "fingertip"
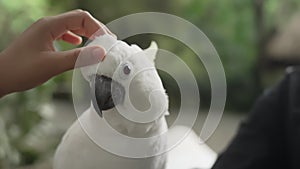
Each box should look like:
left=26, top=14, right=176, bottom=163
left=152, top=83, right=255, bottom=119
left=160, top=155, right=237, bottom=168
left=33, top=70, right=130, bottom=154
left=91, top=46, right=106, bottom=61
left=75, top=46, right=106, bottom=68
left=61, top=32, right=83, bottom=45
left=75, top=36, right=83, bottom=45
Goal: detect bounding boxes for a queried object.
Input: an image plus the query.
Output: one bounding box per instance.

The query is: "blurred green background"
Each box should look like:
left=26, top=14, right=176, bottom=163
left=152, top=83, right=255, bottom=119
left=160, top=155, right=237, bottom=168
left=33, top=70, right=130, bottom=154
left=1, top=0, right=300, bottom=168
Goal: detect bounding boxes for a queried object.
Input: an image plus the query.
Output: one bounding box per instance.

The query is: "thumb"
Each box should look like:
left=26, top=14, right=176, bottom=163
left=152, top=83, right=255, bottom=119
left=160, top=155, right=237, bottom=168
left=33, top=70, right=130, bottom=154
left=54, top=46, right=106, bottom=71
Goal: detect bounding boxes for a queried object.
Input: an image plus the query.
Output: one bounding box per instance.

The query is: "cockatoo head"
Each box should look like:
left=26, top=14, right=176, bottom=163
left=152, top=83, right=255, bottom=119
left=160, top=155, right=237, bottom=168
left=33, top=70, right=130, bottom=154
left=81, top=35, right=168, bottom=123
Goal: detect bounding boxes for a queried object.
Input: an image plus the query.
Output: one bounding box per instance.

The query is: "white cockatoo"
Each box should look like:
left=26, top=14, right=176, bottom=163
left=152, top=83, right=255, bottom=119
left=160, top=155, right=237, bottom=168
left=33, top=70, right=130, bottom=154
left=53, top=35, right=216, bottom=169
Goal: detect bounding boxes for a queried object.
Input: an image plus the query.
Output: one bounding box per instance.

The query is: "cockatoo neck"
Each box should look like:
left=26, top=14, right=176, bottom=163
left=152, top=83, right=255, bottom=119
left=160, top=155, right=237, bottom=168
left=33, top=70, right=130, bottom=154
left=90, top=104, right=167, bottom=138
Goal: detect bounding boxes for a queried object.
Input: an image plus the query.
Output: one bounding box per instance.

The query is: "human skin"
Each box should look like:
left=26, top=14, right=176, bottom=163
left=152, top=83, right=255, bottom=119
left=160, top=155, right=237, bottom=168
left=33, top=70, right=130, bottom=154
left=0, top=9, right=113, bottom=97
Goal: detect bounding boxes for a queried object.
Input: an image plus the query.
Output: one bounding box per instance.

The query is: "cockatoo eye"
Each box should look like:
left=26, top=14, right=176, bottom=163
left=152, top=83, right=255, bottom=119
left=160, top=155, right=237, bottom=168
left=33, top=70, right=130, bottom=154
left=118, top=62, right=133, bottom=79
left=123, top=65, right=131, bottom=75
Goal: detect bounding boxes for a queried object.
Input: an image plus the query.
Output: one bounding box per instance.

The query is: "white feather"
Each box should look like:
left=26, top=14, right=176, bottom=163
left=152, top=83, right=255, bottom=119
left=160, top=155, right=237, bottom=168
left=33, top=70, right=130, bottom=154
left=166, top=126, right=217, bottom=169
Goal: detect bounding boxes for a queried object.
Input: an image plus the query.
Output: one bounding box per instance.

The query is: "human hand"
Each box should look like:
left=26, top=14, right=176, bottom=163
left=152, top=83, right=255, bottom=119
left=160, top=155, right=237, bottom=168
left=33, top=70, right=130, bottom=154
left=0, top=9, right=112, bottom=97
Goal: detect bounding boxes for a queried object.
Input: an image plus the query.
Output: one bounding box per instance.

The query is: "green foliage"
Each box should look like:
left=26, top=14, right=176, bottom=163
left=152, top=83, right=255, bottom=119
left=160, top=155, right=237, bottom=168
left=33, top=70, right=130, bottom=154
left=181, top=0, right=257, bottom=110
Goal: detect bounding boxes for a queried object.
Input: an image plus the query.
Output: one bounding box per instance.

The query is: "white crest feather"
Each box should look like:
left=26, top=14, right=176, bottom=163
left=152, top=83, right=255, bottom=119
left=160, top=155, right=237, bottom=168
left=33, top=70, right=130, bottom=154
left=144, top=41, right=158, bottom=61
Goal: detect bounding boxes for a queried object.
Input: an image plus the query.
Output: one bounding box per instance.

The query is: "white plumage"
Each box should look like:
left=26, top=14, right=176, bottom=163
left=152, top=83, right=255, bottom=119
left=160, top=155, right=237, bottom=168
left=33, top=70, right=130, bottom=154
left=53, top=35, right=216, bottom=169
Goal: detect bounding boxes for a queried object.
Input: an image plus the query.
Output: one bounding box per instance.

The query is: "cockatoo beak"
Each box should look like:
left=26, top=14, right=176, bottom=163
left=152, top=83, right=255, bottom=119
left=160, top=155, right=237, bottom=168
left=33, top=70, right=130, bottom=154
left=90, top=75, right=125, bottom=117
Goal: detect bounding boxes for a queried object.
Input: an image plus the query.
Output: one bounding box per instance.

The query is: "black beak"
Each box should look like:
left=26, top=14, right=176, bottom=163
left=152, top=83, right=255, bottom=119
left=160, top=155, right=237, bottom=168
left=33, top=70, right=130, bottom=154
left=91, top=75, right=125, bottom=117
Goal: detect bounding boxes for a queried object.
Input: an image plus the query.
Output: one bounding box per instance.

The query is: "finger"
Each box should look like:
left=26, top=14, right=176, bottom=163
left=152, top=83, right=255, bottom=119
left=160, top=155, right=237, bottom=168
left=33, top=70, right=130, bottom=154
left=46, top=9, right=106, bottom=39
left=60, top=31, right=82, bottom=45
left=84, top=20, right=116, bottom=38
left=50, top=46, right=106, bottom=74
left=71, top=25, right=117, bottom=40
left=98, top=23, right=117, bottom=38
left=54, top=9, right=117, bottom=39
left=70, top=26, right=107, bottom=39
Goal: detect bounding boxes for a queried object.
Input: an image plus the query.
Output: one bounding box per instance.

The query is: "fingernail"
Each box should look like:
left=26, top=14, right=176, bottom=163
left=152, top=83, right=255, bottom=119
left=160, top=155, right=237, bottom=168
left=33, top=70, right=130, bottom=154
left=92, top=47, right=106, bottom=61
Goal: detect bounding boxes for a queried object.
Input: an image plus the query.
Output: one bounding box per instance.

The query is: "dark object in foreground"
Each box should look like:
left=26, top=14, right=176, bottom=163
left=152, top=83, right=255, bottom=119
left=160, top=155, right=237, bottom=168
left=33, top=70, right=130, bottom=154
left=213, top=66, right=300, bottom=169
